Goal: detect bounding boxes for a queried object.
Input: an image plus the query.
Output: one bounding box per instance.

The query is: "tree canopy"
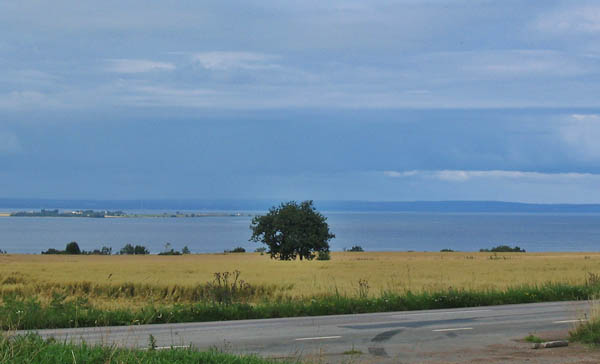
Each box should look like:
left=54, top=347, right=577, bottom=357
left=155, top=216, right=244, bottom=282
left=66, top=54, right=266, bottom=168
left=119, top=244, right=149, bottom=255
left=249, top=200, right=335, bottom=261
left=65, top=241, right=81, bottom=255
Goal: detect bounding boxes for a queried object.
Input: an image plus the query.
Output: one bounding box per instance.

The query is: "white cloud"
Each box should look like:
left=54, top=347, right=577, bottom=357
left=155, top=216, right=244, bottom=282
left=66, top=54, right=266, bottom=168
left=384, top=169, right=596, bottom=182
left=4, top=69, right=58, bottom=87
left=571, top=113, right=600, bottom=121
left=192, top=52, right=278, bottom=70
left=0, top=132, right=21, bottom=154
left=106, top=59, right=175, bottom=73
left=0, top=91, right=57, bottom=110
left=115, top=83, right=221, bottom=107
left=559, top=114, right=600, bottom=160
left=383, top=170, right=418, bottom=178
left=460, top=50, right=586, bottom=77
left=535, top=6, right=600, bottom=34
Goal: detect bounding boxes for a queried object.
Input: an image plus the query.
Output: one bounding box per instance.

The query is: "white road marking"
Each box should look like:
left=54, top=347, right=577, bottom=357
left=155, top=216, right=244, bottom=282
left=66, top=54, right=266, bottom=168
left=391, top=309, right=491, bottom=318
left=295, top=336, right=342, bottom=341
left=432, top=327, right=473, bottom=332
left=553, top=319, right=587, bottom=324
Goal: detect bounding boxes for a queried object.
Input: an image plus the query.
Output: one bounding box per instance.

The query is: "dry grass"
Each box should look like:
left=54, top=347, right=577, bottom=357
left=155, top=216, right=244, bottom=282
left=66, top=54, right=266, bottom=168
left=1, top=252, right=600, bottom=308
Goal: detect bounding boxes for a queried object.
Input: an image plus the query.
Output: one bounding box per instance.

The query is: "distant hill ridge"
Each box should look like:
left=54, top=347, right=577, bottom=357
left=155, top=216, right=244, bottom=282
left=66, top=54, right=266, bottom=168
left=1, top=198, right=600, bottom=213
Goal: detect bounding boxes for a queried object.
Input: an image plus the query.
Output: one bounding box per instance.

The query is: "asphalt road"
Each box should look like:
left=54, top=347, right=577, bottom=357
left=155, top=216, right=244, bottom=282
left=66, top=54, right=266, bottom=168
left=26, top=301, right=592, bottom=362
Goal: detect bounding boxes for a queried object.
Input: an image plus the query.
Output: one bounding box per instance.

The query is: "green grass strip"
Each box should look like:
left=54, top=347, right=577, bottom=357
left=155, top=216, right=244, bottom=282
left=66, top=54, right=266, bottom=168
left=1, top=282, right=598, bottom=330
left=0, top=334, right=286, bottom=364
left=570, top=319, right=600, bottom=345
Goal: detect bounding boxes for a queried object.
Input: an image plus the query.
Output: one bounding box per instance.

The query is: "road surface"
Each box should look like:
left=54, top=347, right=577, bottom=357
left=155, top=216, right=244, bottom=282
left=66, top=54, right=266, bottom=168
left=24, top=301, right=597, bottom=363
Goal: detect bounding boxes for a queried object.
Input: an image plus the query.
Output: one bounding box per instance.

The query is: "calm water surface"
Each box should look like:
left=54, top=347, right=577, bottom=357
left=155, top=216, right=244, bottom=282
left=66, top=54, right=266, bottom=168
left=1, top=212, right=600, bottom=254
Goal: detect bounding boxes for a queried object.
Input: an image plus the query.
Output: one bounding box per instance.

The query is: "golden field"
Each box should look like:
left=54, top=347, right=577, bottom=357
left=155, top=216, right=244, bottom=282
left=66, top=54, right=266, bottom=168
left=1, top=252, right=600, bottom=308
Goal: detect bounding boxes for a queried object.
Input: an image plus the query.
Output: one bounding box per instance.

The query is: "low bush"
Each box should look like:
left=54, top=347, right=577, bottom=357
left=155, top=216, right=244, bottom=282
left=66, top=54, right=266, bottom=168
left=158, top=250, right=182, bottom=256
left=570, top=300, right=600, bottom=345
left=480, top=245, right=526, bottom=253
left=83, top=246, right=112, bottom=255
left=42, top=242, right=82, bottom=255
left=571, top=319, right=600, bottom=345
left=225, top=247, right=246, bottom=253
left=119, top=244, right=149, bottom=255
left=524, top=334, right=544, bottom=343
left=347, top=245, right=364, bottom=252
left=65, top=242, right=81, bottom=255
left=158, top=243, right=183, bottom=255
left=41, top=248, right=63, bottom=255
left=316, top=251, right=331, bottom=260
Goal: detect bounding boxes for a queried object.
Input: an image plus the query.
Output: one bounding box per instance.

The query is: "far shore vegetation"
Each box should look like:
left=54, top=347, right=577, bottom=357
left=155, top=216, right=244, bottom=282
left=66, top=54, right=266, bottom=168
left=5, top=209, right=251, bottom=219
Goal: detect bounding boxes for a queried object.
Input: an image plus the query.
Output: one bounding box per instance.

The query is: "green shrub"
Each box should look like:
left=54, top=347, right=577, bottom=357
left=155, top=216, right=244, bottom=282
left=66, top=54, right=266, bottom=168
left=480, top=245, right=525, bottom=253
left=158, top=250, right=182, bottom=256
left=524, top=334, right=544, bottom=343
left=227, top=247, right=246, bottom=253
left=348, top=245, right=364, bottom=252
left=83, top=246, right=112, bottom=255
left=571, top=319, right=600, bottom=345
left=316, top=251, right=331, bottom=260
left=570, top=301, right=600, bottom=345
left=41, top=248, right=63, bottom=255
left=120, top=244, right=149, bottom=255
left=65, top=242, right=81, bottom=255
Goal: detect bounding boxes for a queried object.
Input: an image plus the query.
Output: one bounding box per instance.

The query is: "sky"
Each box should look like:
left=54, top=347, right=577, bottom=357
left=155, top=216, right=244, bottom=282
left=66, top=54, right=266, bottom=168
left=1, top=0, right=600, bottom=203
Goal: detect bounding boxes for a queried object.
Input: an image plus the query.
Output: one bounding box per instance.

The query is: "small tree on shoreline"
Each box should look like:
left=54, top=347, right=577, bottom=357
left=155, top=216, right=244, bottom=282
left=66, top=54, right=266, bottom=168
left=65, top=242, right=81, bottom=255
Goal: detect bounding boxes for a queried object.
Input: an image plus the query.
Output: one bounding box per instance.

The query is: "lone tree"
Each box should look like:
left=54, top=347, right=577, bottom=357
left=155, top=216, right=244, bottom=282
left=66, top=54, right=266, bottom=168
left=250, top=200, right=335, bottom=261
left=65, top=241, right=81, bottom=255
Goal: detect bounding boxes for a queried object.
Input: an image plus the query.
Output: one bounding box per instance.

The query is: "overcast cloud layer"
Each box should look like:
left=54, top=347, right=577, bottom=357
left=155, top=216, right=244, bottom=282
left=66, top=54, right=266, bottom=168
left=1, top=1, right=600, bottom=203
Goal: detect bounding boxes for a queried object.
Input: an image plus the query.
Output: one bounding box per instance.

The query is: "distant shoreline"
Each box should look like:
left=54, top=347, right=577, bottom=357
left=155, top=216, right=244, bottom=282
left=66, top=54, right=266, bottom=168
left=3, top=198, right=600, bottom=213
left=0, top=209, right=251, bottom=219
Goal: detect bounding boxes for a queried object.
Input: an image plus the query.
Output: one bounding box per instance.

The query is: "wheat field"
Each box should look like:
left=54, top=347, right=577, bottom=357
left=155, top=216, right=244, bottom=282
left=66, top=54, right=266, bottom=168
left=1, top=252, right=599, bottom=308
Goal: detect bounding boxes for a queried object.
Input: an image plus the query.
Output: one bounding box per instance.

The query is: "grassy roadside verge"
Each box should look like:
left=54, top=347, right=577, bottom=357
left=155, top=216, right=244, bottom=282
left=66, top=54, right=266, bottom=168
left=0, top=334, right=285, bottom=364
left=2, top=282, right=598, bottom=330
left=570, top=301, right=600, bottom=345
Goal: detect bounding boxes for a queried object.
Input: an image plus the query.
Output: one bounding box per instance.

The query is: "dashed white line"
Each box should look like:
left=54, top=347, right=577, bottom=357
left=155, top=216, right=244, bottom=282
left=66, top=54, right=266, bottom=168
left=432, top=327, right=473, bottom=332
left=391, top=309, right=491, bottom=318
left=553, top=319, right=587, bottom=324
left=295, top=336, right=342, bottom=341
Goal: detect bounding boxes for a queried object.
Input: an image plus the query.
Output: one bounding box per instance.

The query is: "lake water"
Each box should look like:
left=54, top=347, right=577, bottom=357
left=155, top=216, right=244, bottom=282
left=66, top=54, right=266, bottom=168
left=1, top=212, right=600, bottom=254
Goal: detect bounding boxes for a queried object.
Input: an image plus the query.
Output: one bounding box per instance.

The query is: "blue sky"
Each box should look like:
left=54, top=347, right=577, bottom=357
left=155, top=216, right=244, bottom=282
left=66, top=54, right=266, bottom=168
left=2, top=0, right=600, bottom=203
